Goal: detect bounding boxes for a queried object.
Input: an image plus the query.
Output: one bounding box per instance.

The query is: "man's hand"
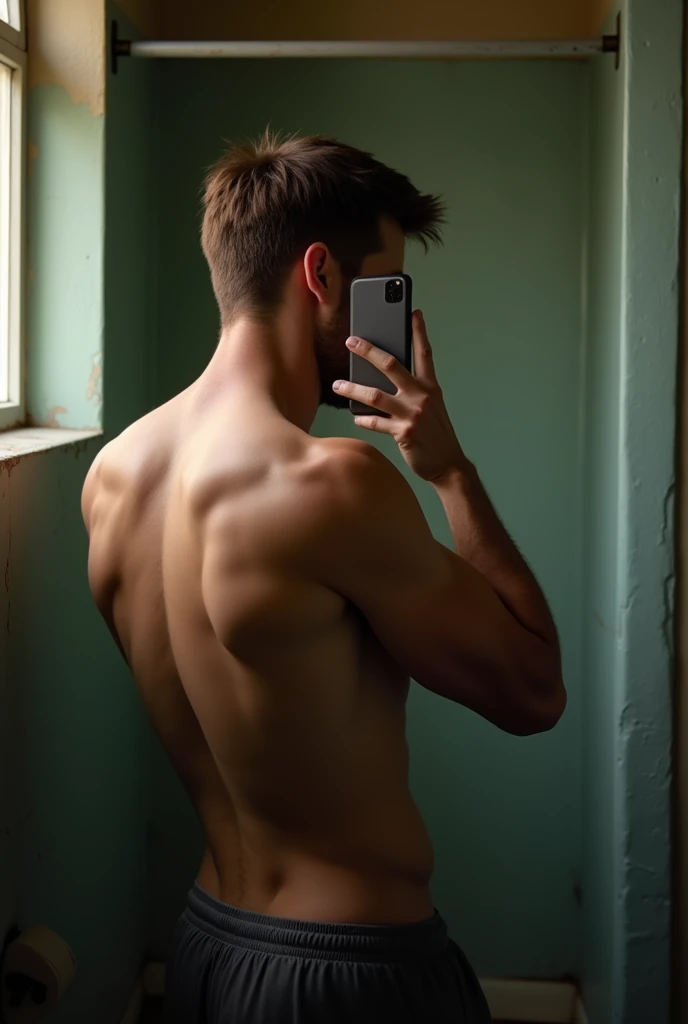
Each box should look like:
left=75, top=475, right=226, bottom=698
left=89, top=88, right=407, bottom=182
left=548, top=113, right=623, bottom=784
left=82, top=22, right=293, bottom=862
left=332, top=309, right=565, bottom=731
left=332, top=311, right=466, bottom=484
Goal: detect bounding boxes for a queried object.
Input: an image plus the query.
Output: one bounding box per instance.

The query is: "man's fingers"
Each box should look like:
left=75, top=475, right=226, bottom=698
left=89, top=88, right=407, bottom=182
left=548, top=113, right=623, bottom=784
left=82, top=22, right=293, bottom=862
left=411, top=311, right=438, bottom=386
left=352, top=415, right=396, bottom=435
left=345, top=337, right=415, bottom=390
left=332, top=379, right=404, bottom=416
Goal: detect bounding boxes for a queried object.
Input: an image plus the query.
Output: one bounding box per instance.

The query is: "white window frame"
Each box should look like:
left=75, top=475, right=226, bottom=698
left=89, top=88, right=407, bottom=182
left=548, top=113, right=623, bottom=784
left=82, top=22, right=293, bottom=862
left=0, top=0, right=26, bottom=429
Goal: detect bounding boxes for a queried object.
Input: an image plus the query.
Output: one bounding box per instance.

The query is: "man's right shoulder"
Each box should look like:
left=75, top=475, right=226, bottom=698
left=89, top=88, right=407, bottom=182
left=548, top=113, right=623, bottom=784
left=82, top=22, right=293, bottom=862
left=312, top=435, right=385, bottom=475
left=301, top=437, right=407, bottom=526
left=280, top=436, right=423, bottom=585
left=202, top=437, right=407, bottom=569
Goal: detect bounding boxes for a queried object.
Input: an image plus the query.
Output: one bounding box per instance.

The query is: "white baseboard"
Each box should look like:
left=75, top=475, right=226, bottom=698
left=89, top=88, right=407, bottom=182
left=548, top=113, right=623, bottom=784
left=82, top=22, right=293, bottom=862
left=120, top=978, right=144, bottom=1024
left=136, top=962, right=589, bottom=1024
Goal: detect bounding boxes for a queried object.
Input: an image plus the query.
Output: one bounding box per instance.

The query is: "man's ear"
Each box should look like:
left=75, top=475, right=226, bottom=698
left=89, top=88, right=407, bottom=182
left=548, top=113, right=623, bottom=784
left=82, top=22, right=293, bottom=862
left=303, top=243, right=342, bottom=308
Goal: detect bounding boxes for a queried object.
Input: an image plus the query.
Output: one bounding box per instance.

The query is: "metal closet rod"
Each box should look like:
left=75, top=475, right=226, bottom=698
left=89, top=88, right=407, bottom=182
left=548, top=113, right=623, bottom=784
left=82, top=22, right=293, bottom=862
left=111, top=20, right=621, bottom=71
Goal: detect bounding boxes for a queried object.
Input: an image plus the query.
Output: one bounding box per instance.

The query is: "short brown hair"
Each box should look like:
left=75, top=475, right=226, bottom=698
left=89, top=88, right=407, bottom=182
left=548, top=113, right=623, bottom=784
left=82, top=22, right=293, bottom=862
left=201, top=130, right=444, bottom=324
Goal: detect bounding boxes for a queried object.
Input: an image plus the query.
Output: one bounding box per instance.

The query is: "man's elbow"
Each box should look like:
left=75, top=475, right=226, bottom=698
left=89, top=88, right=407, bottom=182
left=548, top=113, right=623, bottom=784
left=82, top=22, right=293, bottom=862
left=510, top=676, right=567, bottom=736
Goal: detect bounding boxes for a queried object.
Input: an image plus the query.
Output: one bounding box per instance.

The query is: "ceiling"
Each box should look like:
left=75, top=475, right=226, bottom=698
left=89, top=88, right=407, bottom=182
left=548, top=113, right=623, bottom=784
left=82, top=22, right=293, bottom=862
left=115, top=0, right=617, bottom=42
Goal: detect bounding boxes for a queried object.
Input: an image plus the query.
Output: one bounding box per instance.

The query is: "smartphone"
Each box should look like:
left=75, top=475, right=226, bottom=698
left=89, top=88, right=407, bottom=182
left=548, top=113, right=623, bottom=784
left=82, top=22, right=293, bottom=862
left=349, top=274, right=413, bottom=416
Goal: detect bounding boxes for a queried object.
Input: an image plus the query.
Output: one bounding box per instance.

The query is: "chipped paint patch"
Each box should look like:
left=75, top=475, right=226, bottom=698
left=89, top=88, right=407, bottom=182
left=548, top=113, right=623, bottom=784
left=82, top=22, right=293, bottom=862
left=27, top=86, right=104, bottom=430
left=86, top=353, right=103, bottom=410
left=27, top=0, right=105, bottom=117
left=45, top=406, right=67, bottom=428
left=0, top=458, right=20, bottom=477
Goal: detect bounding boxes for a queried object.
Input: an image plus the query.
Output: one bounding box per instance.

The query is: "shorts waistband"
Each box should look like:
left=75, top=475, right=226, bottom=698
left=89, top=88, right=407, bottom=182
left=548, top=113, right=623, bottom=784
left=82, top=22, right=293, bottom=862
left=183, top=883, right=449, bottom=963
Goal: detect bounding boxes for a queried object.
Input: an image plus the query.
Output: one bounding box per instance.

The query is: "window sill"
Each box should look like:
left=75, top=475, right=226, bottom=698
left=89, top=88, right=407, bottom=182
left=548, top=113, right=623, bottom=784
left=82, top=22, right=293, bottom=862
left=0, top=427, right=102, bottom=462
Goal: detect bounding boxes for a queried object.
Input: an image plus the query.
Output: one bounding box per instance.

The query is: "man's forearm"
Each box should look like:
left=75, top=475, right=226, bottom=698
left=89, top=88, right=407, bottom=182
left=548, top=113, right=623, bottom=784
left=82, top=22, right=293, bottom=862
left=433, top=461, right=559, bottom=648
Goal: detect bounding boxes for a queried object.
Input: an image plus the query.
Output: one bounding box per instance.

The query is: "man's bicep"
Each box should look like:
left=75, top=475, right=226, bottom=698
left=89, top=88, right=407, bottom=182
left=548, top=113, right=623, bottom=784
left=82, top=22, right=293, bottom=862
left=318, top=450, right=518, bottom=718
left=348, top=530, right=516, bottom=715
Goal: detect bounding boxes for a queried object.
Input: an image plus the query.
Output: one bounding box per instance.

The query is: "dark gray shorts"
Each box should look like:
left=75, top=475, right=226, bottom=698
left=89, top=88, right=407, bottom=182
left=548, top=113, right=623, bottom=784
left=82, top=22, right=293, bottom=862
left=164, top=883, right=493, bottom=1023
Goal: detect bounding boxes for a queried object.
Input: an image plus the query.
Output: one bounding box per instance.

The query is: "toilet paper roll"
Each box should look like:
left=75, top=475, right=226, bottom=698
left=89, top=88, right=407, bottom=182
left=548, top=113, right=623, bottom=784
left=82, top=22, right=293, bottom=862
left=1, top=926, right=76, bottom=1023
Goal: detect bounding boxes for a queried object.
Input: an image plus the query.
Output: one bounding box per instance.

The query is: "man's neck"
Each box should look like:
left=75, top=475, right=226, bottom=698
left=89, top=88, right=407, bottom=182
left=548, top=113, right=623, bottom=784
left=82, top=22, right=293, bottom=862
left=198, top=305, right=321, bottom=433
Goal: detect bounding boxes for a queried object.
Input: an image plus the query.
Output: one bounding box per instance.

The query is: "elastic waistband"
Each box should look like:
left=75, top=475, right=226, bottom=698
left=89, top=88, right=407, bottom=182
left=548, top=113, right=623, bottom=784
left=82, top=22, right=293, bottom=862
left=183, top=883, right=449, bottom=963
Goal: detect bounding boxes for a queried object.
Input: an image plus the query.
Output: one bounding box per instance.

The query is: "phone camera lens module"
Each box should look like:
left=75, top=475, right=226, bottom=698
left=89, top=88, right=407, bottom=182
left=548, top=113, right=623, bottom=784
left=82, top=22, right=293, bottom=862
left=385, top=279, right=403, bottom=303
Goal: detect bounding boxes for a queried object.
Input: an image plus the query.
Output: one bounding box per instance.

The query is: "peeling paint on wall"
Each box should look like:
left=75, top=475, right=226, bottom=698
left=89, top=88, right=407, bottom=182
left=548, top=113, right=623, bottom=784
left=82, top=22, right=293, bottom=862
left=86, top=353, right=103, bottom=410
left=676, top=12, right=688, bottom=1024
left=26, top=0, right=106, bottom=430
left=27, top=85, right=104, bottom=430
left=45, top=406, right=67, bottom=428
left=27, top=0, right=106, bottom=117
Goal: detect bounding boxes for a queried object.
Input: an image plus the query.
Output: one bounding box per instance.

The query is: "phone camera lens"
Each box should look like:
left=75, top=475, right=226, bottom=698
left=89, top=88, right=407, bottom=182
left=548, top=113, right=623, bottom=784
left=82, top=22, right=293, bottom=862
left=385, top=279, right=403, bottom=304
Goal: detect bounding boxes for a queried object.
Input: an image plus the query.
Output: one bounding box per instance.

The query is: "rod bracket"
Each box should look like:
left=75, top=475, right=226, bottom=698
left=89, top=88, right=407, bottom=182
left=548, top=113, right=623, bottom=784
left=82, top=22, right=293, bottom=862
left=602, top=11, right=622, bottom=70
left=110, top=20, right=131, bottom=75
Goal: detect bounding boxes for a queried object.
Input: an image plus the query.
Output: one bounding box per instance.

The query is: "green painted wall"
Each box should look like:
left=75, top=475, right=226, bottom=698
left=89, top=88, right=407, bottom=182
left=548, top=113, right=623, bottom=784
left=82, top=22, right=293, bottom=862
left=104, top=6, right=159, bottom=439
left=0, top=440, right=149, bottom=1024
left=7, top=1, right=678, bottom=1011
left=27, top=89, right=105, bottom=429
left=8, top=441, right=148, bottom=1022
left=0, top=466, right=20, bottom=953
left=0, top=5, right=158, bottom=1020
left=613, top=0, right=680, bottom=1015
left=149, top=58, right=588, bottom=976
left=580, top=28, right=623, bottom=1024
left=581, top=2, right=682, bottom=1021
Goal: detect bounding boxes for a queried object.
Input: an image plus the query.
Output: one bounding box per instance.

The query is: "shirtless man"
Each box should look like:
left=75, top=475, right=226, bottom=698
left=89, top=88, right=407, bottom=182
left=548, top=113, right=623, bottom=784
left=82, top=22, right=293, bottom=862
left=82, top=133, right=566, bottom=1023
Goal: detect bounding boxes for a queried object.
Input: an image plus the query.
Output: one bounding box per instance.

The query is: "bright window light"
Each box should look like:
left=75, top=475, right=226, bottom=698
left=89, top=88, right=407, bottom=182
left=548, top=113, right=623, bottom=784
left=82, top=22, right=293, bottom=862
left=0, top=0, right=25, bottom=427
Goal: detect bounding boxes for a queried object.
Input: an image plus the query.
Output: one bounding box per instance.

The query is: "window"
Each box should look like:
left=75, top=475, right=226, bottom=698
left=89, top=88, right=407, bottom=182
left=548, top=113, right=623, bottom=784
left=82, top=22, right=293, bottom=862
left=0, top=0, right=25, bottom=428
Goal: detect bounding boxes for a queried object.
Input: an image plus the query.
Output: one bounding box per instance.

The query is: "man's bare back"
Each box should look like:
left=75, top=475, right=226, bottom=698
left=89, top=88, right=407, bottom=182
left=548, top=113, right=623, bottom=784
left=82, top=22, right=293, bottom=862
left=83, top=318, right=565, bottom=930
left=83, top=135, right=566, bottom=1023
left=83, top=383, right=434, bottom=925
